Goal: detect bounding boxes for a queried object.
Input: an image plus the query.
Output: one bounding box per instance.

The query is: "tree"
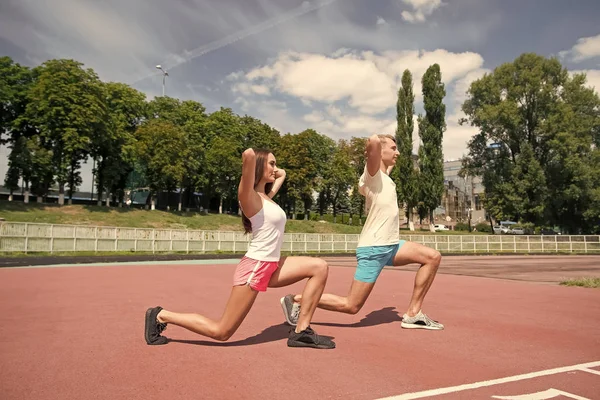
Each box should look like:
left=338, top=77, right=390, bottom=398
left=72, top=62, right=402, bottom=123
left=320, top=140, right=354, bottom=223
left=584, top=149, right=600, bottom=233
left=460, top=53, right=600, bottom=233
left=510, top=142, right=547, bottom=225
left=0, top=57, right=33, bottom=143
left=95, top=82, right=148, bottom=206
left=202, top=108, right=243, bottom=211
left=204, top=135, right=242, bottom=214
left=133, top=120, right=188, bottom=210
left=240, top=115, right=281, bottom=153
left=347, top=137, right=367, bottom=224
left=417, top=64, right=446, bottom=230
left=279, top=129, right=332, bottom=220
left=148, top=97, right=208, bottom=210
left=0, top=57, right=36, bottom=201
left=392, top=69, right=418, bottom=230
left=25, top=135, right=55, bottom=202
left=25, top=59, right=108, bottom=205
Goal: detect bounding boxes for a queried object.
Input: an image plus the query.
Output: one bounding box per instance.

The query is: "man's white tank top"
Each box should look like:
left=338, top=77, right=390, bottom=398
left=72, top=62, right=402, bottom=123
left=245, top=197, right=287, bottom=261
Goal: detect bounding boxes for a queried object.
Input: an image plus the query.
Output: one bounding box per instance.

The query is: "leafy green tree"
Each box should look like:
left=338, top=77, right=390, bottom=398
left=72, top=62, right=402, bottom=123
left=25, top=59, right=108, bottom=205
left=148, top=97, right=209, bottom=210
left=347, top=137, right=367, bottom=224
left=0, top=57, right=33, bottom=143
left=320, top=140, right=354, bottom=223
left=0, top=57, right=36, bottom=201
left=95, top=82, right=148, bottom=206
left=202, top=107, right=243, bottom=210
left=509, top=142, right=547, bottom=225
left=240, top=115, right=281, bottom=153
left=205, top=135, right=242, bottom=213
left=279, top=129, right=332, bottom=219
left=133, top=120, right=188, bottom=210
left=25, top=135, right=55, bottom=202
left=460, top=53, right=600, bottom=233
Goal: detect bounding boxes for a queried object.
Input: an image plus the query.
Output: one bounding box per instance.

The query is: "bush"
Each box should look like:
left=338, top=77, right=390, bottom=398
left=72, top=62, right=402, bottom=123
left=475, top=222, right=492, bottom=233
left=454, top=222, right=470, bottom=231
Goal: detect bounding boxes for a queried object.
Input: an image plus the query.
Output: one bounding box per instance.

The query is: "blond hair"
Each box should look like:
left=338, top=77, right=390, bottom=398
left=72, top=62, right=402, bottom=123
left=364, top=134, right=396, bottom=156
left=377, top=134, right=396, bottom=144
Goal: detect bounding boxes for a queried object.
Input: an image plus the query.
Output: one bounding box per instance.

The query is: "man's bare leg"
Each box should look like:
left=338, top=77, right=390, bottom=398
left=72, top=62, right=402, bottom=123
left=292, top=279, right=375, bottom=315
left=392, top=241, right=444, bottom=329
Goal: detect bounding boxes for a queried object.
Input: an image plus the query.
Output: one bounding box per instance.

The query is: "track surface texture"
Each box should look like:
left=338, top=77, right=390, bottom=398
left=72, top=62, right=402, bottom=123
left=1, top=255, right=599, bottom=399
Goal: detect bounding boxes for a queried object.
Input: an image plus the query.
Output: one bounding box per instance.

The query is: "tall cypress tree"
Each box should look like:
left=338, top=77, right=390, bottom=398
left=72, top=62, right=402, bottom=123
left=392, top=69, right=418, bottom=230
left=417, top=64, right=446, bottom=230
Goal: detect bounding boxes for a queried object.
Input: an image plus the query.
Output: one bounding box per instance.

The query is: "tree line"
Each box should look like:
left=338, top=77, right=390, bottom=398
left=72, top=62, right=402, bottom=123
left=1, top=53, right=599, bottom=233
left=0, top=56, right=447, bottom=227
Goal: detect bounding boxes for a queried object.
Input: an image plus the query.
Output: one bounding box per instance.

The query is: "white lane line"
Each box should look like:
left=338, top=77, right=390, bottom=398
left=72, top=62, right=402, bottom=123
left=578, top=367, right=600, bottom=376
left=376, top=361, right=600, bottom=400
left=492, top=388, right=591, bottom=400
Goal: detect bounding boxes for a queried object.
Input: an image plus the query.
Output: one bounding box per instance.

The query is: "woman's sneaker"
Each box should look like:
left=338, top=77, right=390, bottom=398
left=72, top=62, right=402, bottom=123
left=287, top=326, right=335, bottom=349
left=401, top=310, right=444, bottom=330
left=144, top=306, right=168, bottom=345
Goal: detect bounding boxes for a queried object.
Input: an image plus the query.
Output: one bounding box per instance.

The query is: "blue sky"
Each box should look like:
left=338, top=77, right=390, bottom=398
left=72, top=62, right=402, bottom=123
left=1, top=0, right=600, bottom=191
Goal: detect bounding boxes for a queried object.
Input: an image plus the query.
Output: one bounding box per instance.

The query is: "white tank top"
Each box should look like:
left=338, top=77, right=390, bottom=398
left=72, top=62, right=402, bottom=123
left=245, top=197, right=287, bottom=261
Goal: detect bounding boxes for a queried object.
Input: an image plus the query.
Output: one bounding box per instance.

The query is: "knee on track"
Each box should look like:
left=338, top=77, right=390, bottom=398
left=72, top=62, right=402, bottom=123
left=347, top=304, right=362, bottom=315
left=214, top=328, right=236, bottom=342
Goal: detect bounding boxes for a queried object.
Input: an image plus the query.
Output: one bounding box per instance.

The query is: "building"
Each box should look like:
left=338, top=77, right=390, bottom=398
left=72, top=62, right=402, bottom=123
left=439, top=160, right=486, bottom=226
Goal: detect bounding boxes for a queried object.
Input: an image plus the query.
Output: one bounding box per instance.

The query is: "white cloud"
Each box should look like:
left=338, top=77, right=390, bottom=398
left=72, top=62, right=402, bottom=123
left=232, top=83, right=271, bottom=96
left=401, top=11, right=424, bottom=23
left=0, top=0, right=498, bottom=164
left=570, top=69, right=600, bottom=95
left=304, top=110, right=325, bottom=123
left=241, top=49, right=484, bottom=116
left=232, top=47, right=487, bottom=159
left=559, top=33, right=600, bottom=63
left=443, top=113, right=479, bottom=161
left=451, top=67, right=490, bottom=109
left=401, top=0, right=445, bottom=24
left=246, top=51, right=395, bottom=114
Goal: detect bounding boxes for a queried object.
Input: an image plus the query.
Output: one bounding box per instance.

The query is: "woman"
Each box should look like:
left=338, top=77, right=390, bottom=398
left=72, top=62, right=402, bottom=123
left=144, top=148, right=335, bottom=349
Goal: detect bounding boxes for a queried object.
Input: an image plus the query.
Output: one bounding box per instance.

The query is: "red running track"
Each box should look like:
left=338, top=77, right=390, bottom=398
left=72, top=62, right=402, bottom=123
left=1, top=259, right=599, bottom=400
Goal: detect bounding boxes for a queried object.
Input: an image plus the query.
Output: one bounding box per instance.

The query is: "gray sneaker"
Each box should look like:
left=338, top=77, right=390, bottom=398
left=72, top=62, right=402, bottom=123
left=280, top=294, right=301, bottom=326
left=401, top=311, right=444, bottom=330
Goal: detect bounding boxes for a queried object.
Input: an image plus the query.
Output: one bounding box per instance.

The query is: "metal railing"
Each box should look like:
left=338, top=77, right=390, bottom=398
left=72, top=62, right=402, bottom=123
left=0, top=222, right=599, bottom=254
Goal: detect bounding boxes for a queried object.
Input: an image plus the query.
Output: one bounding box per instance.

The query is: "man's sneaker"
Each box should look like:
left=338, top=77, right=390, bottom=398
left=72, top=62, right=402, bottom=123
left=280, top=294, right=300, bottom=326
left=287, top=326, right=335, bottom=349
left=144, top=306, right=168, bottom=345
left=401, top=310, right=444, bottom=330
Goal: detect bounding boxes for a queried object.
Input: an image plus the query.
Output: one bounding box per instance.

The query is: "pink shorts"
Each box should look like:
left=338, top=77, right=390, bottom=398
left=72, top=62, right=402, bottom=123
left=233, top=256, right=279, bottom=292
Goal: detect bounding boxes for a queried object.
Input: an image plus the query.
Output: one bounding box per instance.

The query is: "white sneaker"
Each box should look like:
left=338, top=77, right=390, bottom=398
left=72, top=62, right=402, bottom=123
left=401, top=310, right=444, bottom=330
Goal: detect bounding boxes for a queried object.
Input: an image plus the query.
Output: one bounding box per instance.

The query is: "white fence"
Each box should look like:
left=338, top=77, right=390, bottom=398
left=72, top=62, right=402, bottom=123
left=0, top=222, right=599, bottom=254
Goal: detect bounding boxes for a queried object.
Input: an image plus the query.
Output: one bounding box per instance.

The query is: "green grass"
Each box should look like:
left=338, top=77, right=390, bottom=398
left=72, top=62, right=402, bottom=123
left=0, top=201, right=365, bottom=233
left=0, top=201, right=491, bottom=235
left=559, top=278, right=600, bottom=288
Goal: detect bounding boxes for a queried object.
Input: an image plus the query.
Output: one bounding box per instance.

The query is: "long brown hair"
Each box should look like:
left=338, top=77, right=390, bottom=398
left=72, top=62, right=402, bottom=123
left=241, top=149, right=274, bottom=234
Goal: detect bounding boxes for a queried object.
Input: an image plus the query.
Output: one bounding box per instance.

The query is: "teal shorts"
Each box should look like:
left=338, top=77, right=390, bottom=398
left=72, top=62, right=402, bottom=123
left=354, top=241, right=406, bottom=283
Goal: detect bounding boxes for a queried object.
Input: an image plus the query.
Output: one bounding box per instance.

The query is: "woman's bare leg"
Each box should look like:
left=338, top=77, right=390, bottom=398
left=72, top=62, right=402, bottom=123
left=151, top=285, right=258, bottom=342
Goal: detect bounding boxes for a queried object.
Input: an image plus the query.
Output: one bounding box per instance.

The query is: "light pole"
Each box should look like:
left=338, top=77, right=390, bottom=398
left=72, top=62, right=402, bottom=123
left=156, top=65, right=169, bottom=96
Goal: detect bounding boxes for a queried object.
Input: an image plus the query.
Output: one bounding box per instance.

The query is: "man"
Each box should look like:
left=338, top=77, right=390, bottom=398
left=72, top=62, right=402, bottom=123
left=280, top=134, right=444, bottom=330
